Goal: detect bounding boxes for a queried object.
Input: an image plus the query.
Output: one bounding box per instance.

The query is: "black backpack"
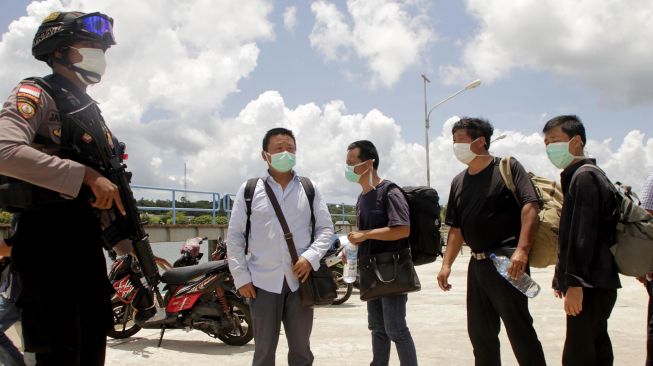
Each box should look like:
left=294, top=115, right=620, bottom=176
left=243, top=177, right=315, bottom=254
left=386, top=184, right=442, bottom=266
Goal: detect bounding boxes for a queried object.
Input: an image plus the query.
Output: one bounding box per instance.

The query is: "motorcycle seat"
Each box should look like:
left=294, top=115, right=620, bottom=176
left=161, top=260, right=229, bottom=284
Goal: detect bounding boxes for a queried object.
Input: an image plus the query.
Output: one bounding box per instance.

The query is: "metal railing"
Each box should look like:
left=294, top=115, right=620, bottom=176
left=132, top=185, right=356, bottom=224
left=131, top=185, right=221, bottom=225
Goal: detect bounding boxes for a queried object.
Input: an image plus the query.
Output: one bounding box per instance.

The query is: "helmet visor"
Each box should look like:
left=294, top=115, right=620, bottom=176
left=77, top=13, right=115, bottom=45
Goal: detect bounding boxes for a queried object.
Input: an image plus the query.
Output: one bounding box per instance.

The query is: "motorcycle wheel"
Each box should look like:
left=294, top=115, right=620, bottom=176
left=331, top=269, right=353, bottom=305
left=107, top=299, right=142, bottom=339
left=217, top=298, right=254, bottom=346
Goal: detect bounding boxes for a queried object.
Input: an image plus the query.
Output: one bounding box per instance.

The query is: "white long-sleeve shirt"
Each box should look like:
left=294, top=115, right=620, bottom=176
left=226, top=172, right=334, bottom=294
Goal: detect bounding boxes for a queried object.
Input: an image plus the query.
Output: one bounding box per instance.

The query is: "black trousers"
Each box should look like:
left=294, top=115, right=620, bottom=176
left=11, top=205, right=114, bottom=366
left=467, top=258, right=546, bottom=366
left=562, top=287, right=617, bottom=366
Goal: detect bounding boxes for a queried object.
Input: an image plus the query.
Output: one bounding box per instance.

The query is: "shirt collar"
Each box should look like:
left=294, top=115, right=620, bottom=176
left=264, top=170, right=300, bottom=186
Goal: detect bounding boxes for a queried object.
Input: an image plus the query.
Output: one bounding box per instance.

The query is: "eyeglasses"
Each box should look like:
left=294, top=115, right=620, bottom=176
left=77, top=12, right=115, bottom=44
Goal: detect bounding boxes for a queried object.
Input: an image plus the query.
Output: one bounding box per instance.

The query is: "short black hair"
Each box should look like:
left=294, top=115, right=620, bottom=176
left=262, top=127, right=296, bottom=151
left=347, top=140, right=379, bottom=170
left=542, top=115, right=586, bottom=145
left=452, top=117, right=494, bottom=150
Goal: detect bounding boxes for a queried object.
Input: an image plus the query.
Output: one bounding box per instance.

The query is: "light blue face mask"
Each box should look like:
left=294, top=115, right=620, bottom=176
left=546, top=138, right=584, bottom=169
left=345, top=160, right=372, bottom=184
left=267, top=151, right=296, bottom=173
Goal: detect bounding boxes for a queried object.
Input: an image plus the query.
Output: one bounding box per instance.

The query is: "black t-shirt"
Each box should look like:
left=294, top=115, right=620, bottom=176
left=445, top=157, right=539, bottom=253
left=356, top=180, right=410, bottom=256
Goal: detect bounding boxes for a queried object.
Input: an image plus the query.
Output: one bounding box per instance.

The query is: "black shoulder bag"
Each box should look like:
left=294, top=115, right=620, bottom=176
left=358, top=185, right=421, bottom=301
left=262, top=180, right=336, bottom=307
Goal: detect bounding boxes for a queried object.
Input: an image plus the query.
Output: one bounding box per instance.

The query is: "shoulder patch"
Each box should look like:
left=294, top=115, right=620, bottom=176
left=17, top=99, right=37, bottom=119
left=17, top=84, right=42, bottom=103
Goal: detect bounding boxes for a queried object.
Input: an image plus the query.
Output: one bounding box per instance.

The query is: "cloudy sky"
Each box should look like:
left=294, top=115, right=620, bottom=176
left=1, top=0, right=652, bottom=205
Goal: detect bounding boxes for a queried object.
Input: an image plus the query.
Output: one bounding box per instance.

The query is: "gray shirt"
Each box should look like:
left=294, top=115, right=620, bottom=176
left=0, top=78, right=86, bottom=198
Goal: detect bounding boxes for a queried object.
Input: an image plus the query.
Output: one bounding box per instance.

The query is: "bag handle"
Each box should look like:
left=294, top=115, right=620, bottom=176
left=262, top=180, right=300, bottom=264
left=370, top=253, right=399, bottom=283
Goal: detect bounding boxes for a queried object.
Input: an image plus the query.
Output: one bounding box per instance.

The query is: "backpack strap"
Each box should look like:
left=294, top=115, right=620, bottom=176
left=570, top=164, right=622, bottom=222
left=243, top=178, right=260, bottom=254
left=499, top=156, right=520, bottom=204
left=570, top=164, right=608, bottom=186
left=298, top=176, right=316, bottom=242
left=244, top=176, right=316, bottom=252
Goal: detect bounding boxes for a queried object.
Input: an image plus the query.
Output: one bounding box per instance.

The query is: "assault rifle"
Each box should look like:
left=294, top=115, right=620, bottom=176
left=65, top=103, right=164, bottom=318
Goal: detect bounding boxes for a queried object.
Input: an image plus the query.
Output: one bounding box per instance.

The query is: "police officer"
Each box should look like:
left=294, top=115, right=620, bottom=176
left=0, top=11, right=125, bottom=365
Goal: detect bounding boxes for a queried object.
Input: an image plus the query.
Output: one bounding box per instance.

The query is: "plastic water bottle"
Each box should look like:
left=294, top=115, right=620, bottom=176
left=342, top=237, right=358, bottom=284
left=489, top=253, right=541, bottom=298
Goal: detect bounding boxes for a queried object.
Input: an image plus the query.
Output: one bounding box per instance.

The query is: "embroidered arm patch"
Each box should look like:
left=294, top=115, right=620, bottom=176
left=15, top=84, right=42, bottom=119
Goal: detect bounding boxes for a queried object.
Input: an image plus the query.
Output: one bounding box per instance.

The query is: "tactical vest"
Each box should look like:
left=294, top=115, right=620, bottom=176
left=0, top=76, right=123, bottom=211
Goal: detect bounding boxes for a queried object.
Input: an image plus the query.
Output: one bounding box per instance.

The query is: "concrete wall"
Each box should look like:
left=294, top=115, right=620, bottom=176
left=0, top=223, right=357, bottom=242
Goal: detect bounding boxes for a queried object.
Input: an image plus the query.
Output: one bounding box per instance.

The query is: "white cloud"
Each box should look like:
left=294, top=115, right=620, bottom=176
left=187, top=93, right=653, bottom=204
left=283, top=6, right=298, bottom=32
left=441, top=0, right=653, bottom=105
left=309, top=0, right=433, bottom=88
left=1, top=1, right=652, bottom=209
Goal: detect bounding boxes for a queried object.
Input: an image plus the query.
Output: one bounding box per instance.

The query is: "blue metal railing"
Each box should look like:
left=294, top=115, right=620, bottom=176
left=132, top=185, right=357, bottom=224
left=131, top=185, right=221, bottom=225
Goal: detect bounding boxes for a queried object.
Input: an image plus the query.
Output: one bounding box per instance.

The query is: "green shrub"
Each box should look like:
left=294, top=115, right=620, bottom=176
left=0, top=211, right=11, bottom=224
left=163, top=212, right=189, bottom=224
left=147, top=215, right=163, bottom=224
left=190, top=215, right=214, bottom=224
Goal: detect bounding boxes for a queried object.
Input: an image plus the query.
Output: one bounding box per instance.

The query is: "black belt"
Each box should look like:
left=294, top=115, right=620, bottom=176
left=471, top=236, right=517, bottom=260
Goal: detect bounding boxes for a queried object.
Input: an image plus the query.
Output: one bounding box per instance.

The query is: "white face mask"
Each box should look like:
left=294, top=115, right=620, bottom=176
left=453, top=138, right=487, bottom=165
left=70, top=47, right=107, bottom=84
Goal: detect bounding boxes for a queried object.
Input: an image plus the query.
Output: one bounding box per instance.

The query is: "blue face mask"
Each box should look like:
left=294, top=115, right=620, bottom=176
left=546, top=138, right=584, bottom=169
left=345, top=160, right=373, bottom=184
left=266, top=151, right=296, bottom=173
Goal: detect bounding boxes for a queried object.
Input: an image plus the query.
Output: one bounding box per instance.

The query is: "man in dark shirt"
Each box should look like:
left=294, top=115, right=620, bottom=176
left=345, top=140, right=418, bottom=366
left=437, top=118, right=546, bottom=366
left=639, top=172, right=653, bottom=366
left=543, top=115, right=620, bottom=366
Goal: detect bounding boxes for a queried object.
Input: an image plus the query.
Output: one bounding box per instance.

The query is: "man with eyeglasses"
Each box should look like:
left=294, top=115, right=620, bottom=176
left=0, top=11, right=123, bottom=365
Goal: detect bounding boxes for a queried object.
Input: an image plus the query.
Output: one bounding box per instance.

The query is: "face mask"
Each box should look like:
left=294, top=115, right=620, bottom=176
left=546, top=139, right=585, bottom=169
left=453, top=138, right=486, bottom=165
left=266, top=151, right=296, bottom=173
left=70, top=47, right=107, bottom=84
left=345, top=160, right=375, bottom=187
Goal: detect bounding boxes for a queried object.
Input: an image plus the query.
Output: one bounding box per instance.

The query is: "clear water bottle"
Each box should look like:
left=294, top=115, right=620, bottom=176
left=489, top=253, right=540, bottom=298
left=343, top=239, right=358, bottom=284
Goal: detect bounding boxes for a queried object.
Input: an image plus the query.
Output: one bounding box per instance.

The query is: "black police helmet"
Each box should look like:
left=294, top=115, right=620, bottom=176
left=32, top=11, right=116, bottom=63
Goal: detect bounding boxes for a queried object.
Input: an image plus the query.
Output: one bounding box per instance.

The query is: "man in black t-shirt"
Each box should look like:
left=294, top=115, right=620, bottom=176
left=437, top=118, right=546, bottom=366
left=345, top=140, right=418, bottom=366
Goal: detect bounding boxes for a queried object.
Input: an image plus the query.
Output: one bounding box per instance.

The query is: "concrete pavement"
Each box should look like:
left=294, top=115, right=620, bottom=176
left=8, top=252, right=649, bottom=365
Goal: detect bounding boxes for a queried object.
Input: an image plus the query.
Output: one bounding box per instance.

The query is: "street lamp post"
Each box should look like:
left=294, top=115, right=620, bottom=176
left=421, top=76, right=481, bottom=187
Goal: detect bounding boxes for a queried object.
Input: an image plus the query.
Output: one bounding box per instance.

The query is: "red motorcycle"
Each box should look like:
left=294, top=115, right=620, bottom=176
left=107, top=237, right=253, bottom=346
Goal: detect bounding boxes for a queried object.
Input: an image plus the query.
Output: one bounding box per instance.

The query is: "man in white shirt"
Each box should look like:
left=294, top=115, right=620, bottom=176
left=227, top=128, right=334, bottom=366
